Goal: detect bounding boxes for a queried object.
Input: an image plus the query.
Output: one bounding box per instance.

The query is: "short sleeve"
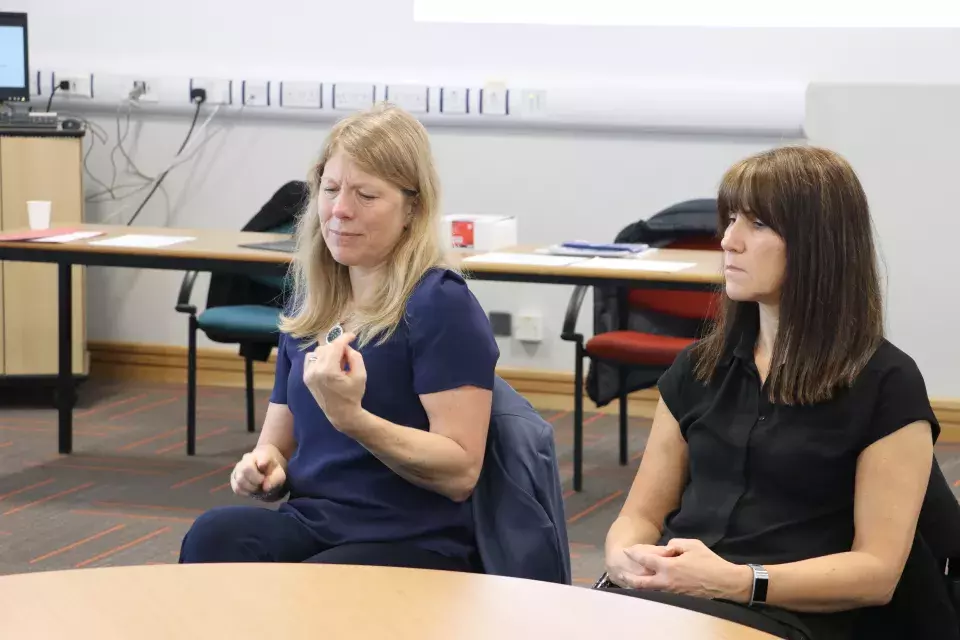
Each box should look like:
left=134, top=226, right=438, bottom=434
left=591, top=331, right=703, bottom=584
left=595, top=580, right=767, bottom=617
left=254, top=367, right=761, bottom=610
left=863, top=352, right=940, bottom=449
left=656, top=345, right=696, bottom=424
left=269, top=332, right=291, bottom=405
left=407, top=271, right=500, bottom=395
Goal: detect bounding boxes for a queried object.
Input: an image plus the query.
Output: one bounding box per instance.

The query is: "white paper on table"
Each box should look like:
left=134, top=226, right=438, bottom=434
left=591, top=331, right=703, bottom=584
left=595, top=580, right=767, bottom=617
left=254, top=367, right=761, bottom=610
left=29, top=231, right=104, bottom=243
left=462, top=252, right=587, bottom=267
left=88, top=234, right=196, bottom=249
left=578, top=257, right=696, bottom=272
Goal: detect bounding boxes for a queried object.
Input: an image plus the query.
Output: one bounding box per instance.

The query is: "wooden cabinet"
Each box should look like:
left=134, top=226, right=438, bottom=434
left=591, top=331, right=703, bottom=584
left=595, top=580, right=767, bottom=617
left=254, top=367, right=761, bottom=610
left=0, top=133, right=87, bottom=377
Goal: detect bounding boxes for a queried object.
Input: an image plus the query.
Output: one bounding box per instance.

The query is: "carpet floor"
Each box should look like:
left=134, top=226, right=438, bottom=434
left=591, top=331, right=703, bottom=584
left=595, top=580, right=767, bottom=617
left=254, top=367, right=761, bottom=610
left=1, top=379, right=959, bottom=585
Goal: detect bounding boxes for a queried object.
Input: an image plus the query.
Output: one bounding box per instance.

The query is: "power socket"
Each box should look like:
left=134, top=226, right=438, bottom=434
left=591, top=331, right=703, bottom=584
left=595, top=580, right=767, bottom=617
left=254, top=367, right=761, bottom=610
left=333, top=83, right=375, bottom=111
left=515, top=312, right=543, bottom=343
left=480, top=82, right=508, bottom=116
left=440, top=87, right=469, bottom=114
left=386, top=85, right=429, bottom=113
left=280, top=81, right=322, bottom=109
left=52, top=72, right=93, bottom=99
left=189, top=78, right=232, bottom=105
left=242, top=80, right=271, bottom=107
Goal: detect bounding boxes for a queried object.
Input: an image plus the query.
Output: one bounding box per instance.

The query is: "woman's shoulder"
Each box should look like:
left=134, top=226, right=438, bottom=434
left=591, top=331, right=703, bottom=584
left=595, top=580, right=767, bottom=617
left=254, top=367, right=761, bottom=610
left=406, top=267, right=474, bottom=313
left=862, top=339, right=924, bottom=382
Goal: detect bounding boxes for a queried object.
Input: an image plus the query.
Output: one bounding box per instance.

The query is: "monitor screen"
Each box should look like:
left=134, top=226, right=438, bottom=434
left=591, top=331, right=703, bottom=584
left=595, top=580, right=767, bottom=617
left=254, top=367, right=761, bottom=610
left=0, top=13, right=28, bottom=102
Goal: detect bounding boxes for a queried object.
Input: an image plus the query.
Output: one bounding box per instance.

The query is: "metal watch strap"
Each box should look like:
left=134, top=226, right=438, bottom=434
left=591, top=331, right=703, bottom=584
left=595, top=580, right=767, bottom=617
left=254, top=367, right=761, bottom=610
left=747, top=564, right=769, bottom=606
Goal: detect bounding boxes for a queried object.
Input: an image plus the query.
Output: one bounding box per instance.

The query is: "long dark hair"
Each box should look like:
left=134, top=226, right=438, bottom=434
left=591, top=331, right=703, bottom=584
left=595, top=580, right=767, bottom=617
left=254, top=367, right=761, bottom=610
left=693, top=146, right=884, bottom=405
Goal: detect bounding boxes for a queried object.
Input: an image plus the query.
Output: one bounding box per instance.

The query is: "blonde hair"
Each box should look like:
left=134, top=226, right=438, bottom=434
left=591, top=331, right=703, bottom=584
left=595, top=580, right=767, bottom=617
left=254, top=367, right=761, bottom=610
left=279, top=102, right=451, bottom=348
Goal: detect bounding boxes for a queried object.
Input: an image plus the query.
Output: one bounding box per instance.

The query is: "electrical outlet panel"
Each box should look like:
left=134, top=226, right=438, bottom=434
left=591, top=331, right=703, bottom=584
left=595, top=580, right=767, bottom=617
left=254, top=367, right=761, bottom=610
left=118, top=77, right=161, bottom=102
left=90, top=75, right=159, bottom=103
left=130, top=79, right=160, bottom=103
left=480, top=82, right=508, bottom=116
left=52, top=72, right=94, bottom=99
left=513, top=89, right=547, bottom=117
left=280, top=81, right=321, bottom=109
left=190, top=77, right=233, bottom=105
left=242, top=80, right=271, bottom=107
left=333, top=83, right=375, bottom=111
left=386, top=85, right=429, bottom=113
left=441, top=87, right=469, bottom=114
left=515, top=312, right=544, bottom=343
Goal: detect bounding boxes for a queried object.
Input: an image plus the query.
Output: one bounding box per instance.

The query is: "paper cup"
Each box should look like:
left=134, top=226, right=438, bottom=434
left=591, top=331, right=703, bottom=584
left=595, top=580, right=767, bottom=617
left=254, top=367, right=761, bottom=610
left=27, top=200, right=52, bottom=230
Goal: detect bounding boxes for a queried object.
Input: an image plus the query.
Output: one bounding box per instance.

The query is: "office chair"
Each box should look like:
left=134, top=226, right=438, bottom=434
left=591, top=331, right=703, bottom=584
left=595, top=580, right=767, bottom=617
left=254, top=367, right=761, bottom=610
left=560, top=229, right=720, bottom=492
left=173, top=183, right=305, bottom=455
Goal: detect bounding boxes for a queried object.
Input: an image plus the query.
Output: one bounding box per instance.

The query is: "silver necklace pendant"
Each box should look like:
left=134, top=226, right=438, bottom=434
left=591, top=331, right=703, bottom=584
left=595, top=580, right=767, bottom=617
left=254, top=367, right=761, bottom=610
left=325, top=323, right=344, bottom=344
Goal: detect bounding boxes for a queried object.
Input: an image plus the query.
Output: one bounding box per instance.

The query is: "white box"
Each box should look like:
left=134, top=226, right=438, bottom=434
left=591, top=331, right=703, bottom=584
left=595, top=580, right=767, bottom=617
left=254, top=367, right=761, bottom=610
left=443, top=214, right=518, bottom=251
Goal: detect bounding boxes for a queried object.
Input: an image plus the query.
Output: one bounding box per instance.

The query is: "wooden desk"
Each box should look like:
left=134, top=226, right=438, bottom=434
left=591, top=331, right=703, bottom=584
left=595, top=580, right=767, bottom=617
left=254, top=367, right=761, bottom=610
left=460, top=245, right=723, bottom=289
left=0, top=224, right=722, bottom=458
left=0, top=225, right=292, bottom=455
left=0, top=564, right=775, bottom=639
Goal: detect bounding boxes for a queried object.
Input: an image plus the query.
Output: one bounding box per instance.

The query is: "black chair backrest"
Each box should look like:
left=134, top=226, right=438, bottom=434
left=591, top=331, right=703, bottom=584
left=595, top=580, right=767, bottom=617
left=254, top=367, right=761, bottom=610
left=205, top=181, right=308, bottom=313
left=614, top=198, right=718, bottom=247
left=586, top=198, right=719, bottom=407
left=856, top=459, right=960, bottom=638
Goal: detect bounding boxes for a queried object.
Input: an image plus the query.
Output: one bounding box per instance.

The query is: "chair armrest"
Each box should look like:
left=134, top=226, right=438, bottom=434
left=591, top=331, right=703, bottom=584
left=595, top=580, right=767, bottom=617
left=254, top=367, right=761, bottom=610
left=176, top=271, right=200, bottom=315
left=560, top=285, right=588, bottom=343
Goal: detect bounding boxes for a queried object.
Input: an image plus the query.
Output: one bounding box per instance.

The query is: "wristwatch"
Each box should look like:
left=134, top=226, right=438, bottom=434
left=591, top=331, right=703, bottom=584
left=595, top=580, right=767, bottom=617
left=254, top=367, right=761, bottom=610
left=747, top=564, right=769, bottom=606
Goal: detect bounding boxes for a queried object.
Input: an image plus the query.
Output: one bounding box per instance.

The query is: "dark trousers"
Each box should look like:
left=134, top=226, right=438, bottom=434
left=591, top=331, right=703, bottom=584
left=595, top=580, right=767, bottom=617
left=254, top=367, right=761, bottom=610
left=612, top=588, right=854, bottom=640
left=179, top=505, right=477, bottom=572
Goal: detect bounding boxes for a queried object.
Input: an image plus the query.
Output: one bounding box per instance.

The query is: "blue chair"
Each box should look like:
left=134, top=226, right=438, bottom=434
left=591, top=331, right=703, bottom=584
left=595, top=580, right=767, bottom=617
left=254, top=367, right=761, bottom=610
left=175, top=215, right=298, bottom=455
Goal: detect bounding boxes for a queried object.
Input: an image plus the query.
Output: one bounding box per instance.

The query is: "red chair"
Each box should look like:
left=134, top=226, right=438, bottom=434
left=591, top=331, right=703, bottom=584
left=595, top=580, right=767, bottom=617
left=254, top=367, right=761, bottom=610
left=560, top=237, right=720, bottom=491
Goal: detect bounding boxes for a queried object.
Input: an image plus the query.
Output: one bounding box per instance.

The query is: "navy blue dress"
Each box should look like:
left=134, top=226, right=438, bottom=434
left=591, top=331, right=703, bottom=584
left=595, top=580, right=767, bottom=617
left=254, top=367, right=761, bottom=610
left=271, top=268, right=499, bottom=563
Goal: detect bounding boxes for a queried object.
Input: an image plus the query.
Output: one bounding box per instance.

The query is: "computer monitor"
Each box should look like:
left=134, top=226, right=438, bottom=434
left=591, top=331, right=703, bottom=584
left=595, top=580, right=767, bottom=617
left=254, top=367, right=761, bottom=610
left=0, top=12, right=29, bottom=103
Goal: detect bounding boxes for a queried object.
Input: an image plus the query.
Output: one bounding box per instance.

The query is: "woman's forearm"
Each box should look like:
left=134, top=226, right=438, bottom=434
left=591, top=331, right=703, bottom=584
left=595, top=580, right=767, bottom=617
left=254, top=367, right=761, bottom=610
left=743, top=551, right=896, bottom=612
left=256, top=403, right=297, bottom=462
left=605, top=515, right=663, bottom=555
left=344, top=409, right=479, bottom=502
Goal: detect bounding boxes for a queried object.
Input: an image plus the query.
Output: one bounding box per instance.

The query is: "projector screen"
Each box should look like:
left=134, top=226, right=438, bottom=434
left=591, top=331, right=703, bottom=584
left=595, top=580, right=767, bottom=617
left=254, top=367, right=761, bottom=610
left=415, top=0, right=960, bottom=28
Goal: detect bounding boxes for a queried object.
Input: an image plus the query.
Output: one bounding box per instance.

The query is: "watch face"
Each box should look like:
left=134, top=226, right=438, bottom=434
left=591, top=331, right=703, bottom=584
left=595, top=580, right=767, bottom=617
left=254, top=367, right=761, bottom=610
left=325, top=324, right=343, bottom=344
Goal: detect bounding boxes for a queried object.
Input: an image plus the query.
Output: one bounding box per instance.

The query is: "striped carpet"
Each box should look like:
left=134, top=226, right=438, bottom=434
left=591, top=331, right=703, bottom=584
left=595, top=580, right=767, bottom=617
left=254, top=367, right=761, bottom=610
left=1, top=379, right=958, bottom=584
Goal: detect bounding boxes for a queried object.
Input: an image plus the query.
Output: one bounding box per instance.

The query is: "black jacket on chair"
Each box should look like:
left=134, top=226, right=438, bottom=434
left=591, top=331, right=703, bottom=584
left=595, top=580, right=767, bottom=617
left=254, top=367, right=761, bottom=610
left=586, top=199, right=719, bottom=407
left=205, top=180, right=308, bottom=362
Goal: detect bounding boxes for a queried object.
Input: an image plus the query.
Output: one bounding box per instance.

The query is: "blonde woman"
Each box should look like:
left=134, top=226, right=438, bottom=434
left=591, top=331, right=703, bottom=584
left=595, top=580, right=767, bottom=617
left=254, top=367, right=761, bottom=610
left=180, top=104, right=499, bottom=572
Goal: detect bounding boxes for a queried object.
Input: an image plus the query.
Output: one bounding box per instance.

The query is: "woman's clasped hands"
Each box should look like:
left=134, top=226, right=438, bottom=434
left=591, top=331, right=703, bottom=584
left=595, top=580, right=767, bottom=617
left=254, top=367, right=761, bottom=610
left=606, top=539, right=753, bottom=602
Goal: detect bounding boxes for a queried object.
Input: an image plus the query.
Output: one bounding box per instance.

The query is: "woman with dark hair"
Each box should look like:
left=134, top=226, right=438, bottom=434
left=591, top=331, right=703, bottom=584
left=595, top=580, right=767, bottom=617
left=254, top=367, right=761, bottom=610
left=602, top=146, right=937, bottom=639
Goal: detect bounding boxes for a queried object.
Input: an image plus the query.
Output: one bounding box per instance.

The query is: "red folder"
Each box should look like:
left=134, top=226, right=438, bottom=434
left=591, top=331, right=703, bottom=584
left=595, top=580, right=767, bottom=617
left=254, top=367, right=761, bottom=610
left=0, top=228, right=83, bottom=242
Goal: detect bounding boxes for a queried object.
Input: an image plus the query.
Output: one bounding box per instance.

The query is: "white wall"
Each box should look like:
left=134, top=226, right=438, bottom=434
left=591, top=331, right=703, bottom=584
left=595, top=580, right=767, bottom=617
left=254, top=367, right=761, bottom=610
left=805, top=83, right=960, bottom=398
left=10, top=0, right=959, bottom=383
left=14, top=0, right=960, bottom=86
left=77, top=110, right=790, bottom=372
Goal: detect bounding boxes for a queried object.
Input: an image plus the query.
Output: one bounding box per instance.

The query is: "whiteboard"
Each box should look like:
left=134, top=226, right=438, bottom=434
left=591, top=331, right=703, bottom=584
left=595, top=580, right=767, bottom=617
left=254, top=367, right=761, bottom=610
left=416, top=0, right=960, bottom=28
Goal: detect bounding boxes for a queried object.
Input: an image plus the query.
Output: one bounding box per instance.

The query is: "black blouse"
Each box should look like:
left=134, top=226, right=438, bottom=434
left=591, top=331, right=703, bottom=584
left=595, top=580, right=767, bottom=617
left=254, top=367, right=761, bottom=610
left=657, top=314, right=939, bottom=565
left=655, top=314, right=939, bottom=638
